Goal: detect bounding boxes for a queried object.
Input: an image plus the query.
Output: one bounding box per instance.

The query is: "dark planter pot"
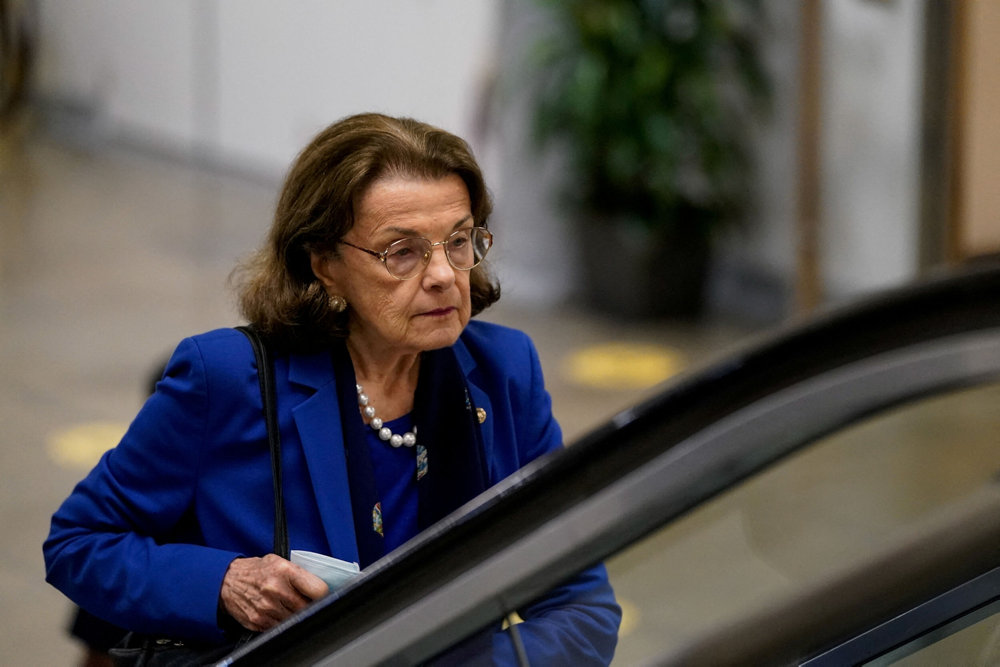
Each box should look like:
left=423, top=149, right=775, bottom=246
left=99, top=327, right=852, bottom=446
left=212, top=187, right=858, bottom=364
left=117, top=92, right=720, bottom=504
left=577, top=219, right=711, bottom=319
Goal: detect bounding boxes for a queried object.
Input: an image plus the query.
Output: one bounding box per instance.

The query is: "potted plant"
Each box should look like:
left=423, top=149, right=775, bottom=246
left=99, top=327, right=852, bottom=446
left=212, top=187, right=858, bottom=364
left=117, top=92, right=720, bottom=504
left=531, top=0, right=769, bottom=318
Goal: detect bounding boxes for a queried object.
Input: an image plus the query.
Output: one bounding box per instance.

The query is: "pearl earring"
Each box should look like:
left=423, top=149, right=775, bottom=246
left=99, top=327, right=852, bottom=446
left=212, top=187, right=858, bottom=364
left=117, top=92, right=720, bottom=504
left=328, top=295, right=347, bottom=313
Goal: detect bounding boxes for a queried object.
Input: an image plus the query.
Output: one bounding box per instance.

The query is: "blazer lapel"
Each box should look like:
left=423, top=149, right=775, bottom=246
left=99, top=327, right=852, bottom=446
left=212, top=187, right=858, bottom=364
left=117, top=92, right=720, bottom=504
left=287, top=352, right=360, bottom=564
left=454, top=338, right=496, bottom=481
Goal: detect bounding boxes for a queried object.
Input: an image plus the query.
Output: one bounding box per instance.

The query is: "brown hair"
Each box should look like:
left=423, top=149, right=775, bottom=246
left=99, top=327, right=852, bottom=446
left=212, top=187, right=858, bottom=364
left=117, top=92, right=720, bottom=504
left=233, top=113, right=500, bottom=352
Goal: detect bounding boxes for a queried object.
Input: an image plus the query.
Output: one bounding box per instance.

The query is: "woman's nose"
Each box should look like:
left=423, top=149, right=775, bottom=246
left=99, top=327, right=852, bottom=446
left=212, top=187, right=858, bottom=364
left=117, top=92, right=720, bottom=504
left=421, top=244, right=456, bottom=288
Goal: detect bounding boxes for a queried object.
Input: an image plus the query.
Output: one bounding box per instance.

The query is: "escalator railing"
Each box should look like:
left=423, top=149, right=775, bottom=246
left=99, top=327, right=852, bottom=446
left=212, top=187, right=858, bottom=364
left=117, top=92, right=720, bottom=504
left=222, top=263, right=1000, bottom=666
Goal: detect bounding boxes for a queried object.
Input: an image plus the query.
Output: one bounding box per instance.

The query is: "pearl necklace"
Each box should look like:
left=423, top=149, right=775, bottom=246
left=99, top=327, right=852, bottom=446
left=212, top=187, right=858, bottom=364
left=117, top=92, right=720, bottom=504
left=356, top=384, right=417, bottom=448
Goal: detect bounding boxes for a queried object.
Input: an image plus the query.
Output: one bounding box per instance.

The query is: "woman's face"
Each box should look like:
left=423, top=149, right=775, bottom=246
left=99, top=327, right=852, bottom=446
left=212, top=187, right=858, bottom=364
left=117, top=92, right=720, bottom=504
left=311, top=173, right=474, bottom=358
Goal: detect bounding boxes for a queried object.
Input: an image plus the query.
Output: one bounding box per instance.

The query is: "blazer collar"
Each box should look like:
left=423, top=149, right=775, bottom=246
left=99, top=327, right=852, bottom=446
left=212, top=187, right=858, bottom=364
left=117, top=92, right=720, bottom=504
left=288, top=349, right=335, bottom=390
left=453, top=335, right=477, bottom=377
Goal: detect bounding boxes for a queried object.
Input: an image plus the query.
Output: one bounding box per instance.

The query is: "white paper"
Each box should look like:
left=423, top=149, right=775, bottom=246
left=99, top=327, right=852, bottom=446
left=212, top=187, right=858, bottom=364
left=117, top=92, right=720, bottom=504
left=290, top=550, right=361, bottom=590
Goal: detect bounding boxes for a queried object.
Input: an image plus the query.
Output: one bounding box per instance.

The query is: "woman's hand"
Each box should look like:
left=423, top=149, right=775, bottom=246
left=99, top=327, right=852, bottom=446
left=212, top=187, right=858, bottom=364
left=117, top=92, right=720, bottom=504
left=220, top=554, right=330, bottom=632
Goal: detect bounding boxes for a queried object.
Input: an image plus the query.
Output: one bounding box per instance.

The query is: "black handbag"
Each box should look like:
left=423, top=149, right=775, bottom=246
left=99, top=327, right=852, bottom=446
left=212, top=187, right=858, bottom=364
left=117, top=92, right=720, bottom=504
left=110, top=326, right=288, bottom=667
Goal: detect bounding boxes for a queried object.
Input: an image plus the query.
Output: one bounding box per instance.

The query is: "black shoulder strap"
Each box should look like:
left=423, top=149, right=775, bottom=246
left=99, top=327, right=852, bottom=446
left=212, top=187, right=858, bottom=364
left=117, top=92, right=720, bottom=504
left=236, top=325, right=289, bottom=559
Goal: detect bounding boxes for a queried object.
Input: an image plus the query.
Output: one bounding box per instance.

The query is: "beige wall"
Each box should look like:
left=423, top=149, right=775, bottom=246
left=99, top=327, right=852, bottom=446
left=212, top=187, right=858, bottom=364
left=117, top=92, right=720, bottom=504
left=33, top=1, right=502, bottom=176
left=956, top=0, right=1000, bottom=257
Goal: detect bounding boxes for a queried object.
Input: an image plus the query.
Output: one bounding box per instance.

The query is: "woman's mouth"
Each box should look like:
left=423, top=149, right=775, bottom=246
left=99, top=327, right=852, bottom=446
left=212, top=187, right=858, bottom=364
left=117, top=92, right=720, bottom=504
left=419, top=307, right=456, bottom=318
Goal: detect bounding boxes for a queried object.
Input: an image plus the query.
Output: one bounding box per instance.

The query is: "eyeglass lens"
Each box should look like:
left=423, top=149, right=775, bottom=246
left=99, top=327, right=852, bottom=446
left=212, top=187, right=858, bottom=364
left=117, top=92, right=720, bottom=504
left=384, top=228, right=492, bottom=278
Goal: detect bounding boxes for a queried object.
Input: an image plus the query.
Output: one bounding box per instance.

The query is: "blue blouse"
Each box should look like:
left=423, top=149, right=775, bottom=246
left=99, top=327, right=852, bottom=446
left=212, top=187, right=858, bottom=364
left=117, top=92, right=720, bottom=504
left=365, top=413, right=418, bottom=553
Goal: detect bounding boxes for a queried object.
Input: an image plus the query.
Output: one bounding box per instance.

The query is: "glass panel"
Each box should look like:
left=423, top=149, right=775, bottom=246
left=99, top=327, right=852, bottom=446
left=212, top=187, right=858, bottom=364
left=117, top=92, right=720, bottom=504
left=867, top=599, right=1000, bottom=665
left=604, top=381, right=1000, bottom=665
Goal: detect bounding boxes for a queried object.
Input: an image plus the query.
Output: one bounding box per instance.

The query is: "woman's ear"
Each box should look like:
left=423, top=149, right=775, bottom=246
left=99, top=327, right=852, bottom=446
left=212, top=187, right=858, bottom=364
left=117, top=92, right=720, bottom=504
left=310, top=251, right=337, bottom=290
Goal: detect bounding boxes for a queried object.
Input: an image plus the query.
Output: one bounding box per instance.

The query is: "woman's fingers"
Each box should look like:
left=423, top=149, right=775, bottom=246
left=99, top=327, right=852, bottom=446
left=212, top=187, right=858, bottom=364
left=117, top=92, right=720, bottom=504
left=288, top=563, right=331, bottom=602
left=220, top=554, right=330, bottom=632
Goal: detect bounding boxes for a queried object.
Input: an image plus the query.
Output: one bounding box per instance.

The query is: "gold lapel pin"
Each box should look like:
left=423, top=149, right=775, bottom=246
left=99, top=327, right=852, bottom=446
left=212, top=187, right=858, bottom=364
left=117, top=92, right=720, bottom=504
left=476, top=407, right=487, bottom=424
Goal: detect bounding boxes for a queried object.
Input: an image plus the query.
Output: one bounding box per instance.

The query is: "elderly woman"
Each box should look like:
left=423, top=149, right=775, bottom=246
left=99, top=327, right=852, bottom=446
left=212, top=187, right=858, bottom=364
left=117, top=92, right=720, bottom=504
left=44, top=113, right=620, bottom=664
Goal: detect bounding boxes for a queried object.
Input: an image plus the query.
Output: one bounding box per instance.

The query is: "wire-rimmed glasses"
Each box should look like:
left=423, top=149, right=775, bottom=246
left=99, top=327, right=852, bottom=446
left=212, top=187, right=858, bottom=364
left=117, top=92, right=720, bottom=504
left=340, top=227, right=494, bottom=280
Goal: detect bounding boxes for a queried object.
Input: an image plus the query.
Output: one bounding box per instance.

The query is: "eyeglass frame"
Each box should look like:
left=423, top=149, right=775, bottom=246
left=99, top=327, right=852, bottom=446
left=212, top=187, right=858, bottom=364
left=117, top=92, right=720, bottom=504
left=339, top=226, right=494, bottom=280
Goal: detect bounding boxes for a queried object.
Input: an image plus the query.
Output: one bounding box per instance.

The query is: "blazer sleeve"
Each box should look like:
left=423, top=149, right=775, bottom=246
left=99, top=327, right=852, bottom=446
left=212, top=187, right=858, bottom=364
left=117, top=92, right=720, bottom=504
left=43, top=336, right=243, bottom=643
left=476, top=326, right=623, bottom=665
left=492, top=564, right=621, bottom=666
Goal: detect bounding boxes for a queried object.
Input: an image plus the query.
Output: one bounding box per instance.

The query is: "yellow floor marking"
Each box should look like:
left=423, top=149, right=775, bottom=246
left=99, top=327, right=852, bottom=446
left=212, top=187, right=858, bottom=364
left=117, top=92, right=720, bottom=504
left=47, top=421, right=127, bottom=469
left=564, top=343, right=685, bottom=390
left=618, top=597, right=640, bottom=637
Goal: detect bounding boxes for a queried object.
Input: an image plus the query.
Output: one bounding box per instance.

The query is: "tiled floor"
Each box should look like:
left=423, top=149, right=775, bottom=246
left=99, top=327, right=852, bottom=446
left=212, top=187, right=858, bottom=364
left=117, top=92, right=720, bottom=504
left=4, top=121, right=997, bottom=665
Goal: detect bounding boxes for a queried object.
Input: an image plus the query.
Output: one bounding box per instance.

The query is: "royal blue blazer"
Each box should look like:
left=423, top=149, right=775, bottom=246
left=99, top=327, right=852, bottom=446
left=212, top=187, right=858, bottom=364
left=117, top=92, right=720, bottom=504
left=45, top=320, right=620, bottom=664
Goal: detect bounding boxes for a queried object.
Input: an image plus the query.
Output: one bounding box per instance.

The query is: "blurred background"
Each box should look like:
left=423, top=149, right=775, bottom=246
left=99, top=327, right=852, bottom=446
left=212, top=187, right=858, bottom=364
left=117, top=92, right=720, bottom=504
left=2, top=0, right=998, bottom=664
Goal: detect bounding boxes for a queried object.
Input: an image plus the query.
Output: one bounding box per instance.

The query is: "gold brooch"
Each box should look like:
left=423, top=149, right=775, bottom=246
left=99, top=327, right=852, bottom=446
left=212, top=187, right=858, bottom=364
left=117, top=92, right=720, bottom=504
left=372, top=502, right=383, bottom=537
left=476, top=407, right=487, bottom=424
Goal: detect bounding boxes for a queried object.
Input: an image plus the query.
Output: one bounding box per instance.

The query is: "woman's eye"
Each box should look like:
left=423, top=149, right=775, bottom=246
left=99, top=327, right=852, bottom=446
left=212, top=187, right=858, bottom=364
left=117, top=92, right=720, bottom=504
left=389, top=246, right=412, bottom=258
left=450, top=230, right=473, bottom=247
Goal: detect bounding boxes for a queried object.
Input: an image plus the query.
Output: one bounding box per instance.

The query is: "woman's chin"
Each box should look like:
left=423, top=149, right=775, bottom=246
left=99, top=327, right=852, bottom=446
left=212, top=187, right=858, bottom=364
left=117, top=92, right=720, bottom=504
left=413, top=320, right=465, bottom=351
